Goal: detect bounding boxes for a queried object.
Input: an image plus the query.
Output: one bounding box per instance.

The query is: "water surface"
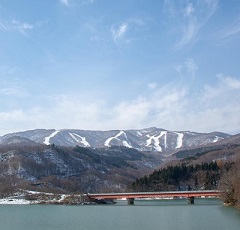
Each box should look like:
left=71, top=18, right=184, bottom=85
left=1, top=199, right=240, bottom=230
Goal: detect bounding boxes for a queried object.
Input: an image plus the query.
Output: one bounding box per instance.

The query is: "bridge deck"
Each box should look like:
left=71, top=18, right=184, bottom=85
left=87, top=190, right=220, bottom=199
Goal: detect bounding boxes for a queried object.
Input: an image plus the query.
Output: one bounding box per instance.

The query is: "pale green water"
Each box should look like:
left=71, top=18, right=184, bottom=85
left=0, top=199, right=240, bottom=230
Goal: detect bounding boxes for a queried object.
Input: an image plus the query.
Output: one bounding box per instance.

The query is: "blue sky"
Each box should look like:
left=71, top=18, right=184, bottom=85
left=0, top=0, right=240, bottom=135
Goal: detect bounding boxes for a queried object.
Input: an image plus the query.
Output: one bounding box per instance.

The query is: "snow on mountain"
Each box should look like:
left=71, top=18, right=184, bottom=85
left=105, top=131, right=132, bottom=148
left=43, top=130, right=60, bottom=145
left=146, top=131, right=167, bottom=152
left=69, top=133, right=90, bottom=147
left=213, top=136, right=224, bottom=143
left=0, top=127, right=231, bottom=153
left=174, top=132, right=184, bottom=149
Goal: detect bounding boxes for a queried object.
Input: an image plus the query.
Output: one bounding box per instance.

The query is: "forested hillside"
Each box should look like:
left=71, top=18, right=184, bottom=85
left=131, top=162, right=223, bottom=191
left=0, top=143, right=160, bottom=197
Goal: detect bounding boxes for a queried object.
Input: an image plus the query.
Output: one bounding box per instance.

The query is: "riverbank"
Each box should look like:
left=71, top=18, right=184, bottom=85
left=0, top=191, right=95, bottom=205
left=0, top=191, right=118, bottom=205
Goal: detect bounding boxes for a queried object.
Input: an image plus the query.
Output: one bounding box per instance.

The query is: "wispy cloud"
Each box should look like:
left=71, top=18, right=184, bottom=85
left=0, top=19, right=33, bottom=34
left=219, top=18, right=240, bottom=40
left=110, top=18, right=146, bottom=45
left=184, top=3, right=195, bottom=17
left=219, top=75, right=240, bottom=89
left=11, top=19, right=33, bottom=34
left=148, top=82, right=157, bottom=90
left=111, top=23, right=128, bottom=43
left=175, top=17, right=199, bottom=50
left=165, top=1, right=219, bottom=50
left=59, top=0, right=94, bottom=6
left=174, top=58, right=198, bottom=78
left=185, top=58, right=198, bottom=77
left=0, top=87, right=27, bottom=97
left=0, top=21, right=9, bottom=31
left=203, top=0, right=219, bottom=23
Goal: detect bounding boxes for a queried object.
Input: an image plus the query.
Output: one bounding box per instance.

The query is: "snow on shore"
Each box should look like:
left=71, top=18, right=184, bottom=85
left=0, top=198, right=31, bottom=205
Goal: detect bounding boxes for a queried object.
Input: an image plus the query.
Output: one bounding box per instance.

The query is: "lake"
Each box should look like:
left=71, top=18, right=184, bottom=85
left=0, top=199, right=240, bottom=230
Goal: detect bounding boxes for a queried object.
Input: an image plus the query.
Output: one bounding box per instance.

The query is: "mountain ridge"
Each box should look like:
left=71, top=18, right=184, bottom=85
left=0, top=127, right=231, bottom=154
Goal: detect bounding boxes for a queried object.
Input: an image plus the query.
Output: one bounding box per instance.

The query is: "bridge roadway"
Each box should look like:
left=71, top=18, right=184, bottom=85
left=87, top=190, right=221, bottom=205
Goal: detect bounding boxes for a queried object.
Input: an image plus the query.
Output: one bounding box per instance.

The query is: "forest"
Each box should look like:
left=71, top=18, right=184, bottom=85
left=131, top=162, right=221, bottom=191
left=131, top=159, right=240, bottom=208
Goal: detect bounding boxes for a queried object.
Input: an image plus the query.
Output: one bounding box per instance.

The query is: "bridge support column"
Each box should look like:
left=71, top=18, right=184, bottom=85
left=127, top=198, right=134, bottom=205
left=188, top=196, right=195, bottom=204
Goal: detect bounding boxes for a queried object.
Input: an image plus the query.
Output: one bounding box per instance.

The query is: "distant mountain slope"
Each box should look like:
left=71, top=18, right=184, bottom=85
left=0, top=127, right=230, bottom=153
left=0, top=143, right=160, bottom=194
left=172, top=133, right=240, bottom=160
left=131, top=134, right=240, bottom=192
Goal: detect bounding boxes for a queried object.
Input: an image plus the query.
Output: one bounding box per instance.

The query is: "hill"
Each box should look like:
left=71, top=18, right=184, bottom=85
left=0, top=127, right=230, bottom=154
left=0, top=142, right=161, bottom=197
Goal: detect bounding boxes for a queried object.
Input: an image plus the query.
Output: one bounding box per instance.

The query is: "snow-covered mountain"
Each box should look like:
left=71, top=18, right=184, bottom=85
left=0, top=127, right=230, bottom=153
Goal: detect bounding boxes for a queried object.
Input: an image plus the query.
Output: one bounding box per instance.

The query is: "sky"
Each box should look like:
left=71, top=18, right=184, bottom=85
left=0, top=0, right=240, bottom=135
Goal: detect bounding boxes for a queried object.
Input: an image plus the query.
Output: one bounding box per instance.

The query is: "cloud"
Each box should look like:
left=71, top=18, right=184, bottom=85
left=203, top=0, right=219, bottom=22
left=0, top=74, right=240, bottom=135
left=0, top=21, right=9, bottom=31
left=175, top=18, right=199, bottom=50
left=202, top=75, right=240, bottom=101
left=174, top=58, right=198, bottom=77
left=148, top=82, right=157, bottom=90
left=184, top=3, right=195, bottom=17
left=111, top=23, right=128, bottom=43
left=110, top=18, right=146, bottom=45
left=185, top=58, right=198, bottom=76
left=59, top=0, right=94, bottom=7
left=0, top=19, right=33, bottom=34
left=0, top=110, right=25, bottom=121
left=0, top=87, right=27, bottom=97
left=220, top=75, right=240, bottom=89
left=12, top=20, right=33, bottom=34
left=219, top=18, right=240, bottom=40
left=166, top=1, right=218, bottom=50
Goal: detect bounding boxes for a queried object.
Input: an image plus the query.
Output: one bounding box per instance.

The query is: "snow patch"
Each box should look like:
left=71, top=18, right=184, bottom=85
left=43, top=130, right=60, bottom=145
left=69, top=133, right=90, bottom=147
left=137, top=131, right=143, bottom=136
left=213, top=136, right=223, bottom=143
left=174, top=132, right=184, bottom=149
left=104, top=131, right=132, bottom=148
left=122, top=141, right=132, bottom=148
left=146, top=131, right=167, bottom=152
left=0, top=198, right=31, bottom=205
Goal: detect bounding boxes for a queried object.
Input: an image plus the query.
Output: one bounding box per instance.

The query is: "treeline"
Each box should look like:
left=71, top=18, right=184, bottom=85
left=131, top=162, right=222, bottom=192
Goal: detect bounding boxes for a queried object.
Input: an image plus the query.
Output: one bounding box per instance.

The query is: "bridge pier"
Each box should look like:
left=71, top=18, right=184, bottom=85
left=188, top=196, right=195, bottom=204
left=127, top=198, right=134, bottom=205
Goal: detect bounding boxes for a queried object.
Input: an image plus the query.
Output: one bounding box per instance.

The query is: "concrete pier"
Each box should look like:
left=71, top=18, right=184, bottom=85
left=188, top=196, right=195, bottom=204
left=127, top=198, right=134, bottom=205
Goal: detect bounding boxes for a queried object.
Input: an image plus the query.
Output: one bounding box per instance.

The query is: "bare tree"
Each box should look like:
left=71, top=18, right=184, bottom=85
left=219, top=157, right=240, bottom=207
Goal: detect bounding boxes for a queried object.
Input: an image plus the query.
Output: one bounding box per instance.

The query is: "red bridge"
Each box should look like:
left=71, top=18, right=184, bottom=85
left=87, top=190, right=221, bottom=204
